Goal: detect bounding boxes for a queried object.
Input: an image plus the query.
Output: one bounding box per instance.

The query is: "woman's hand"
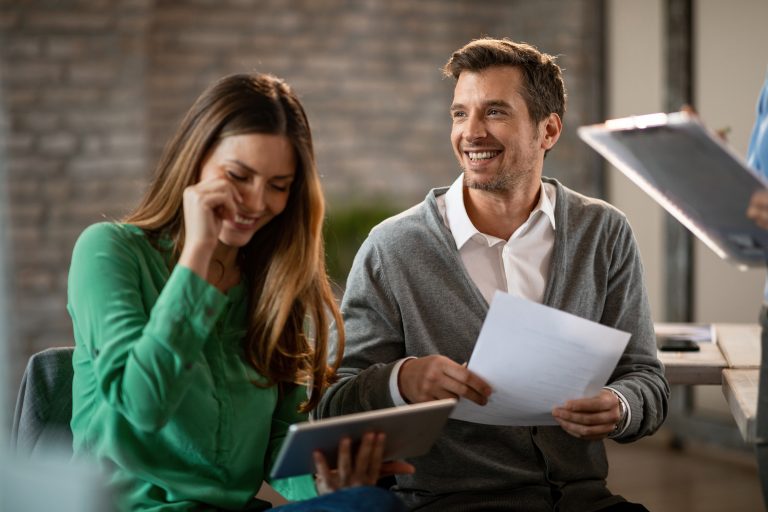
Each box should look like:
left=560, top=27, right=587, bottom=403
left=182, top=178, right=243, bottom=253
left=177, top=178, right=242, bottom=277
left=312, top=433, right=415, bottom=495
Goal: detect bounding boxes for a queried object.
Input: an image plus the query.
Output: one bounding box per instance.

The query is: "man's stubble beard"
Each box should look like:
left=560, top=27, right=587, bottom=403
left=461, top=134, right=541, bottom=193
left=461, top=162, right=536, bottom=193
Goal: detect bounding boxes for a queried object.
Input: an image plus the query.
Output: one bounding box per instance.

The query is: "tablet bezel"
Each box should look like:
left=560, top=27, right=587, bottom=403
left=269, top=398, right=456, bottom=479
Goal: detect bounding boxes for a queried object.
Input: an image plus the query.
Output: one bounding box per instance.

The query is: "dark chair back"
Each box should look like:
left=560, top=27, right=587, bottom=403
left=10, top=347, right=75, bottom=458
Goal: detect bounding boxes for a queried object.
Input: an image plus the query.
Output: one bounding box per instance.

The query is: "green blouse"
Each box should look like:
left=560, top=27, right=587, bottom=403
left=68, top=223, right=315, bottom=511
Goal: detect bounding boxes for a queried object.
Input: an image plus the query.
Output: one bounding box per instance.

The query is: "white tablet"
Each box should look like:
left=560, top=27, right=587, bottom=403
left=269, top=398, right=456, bottom=479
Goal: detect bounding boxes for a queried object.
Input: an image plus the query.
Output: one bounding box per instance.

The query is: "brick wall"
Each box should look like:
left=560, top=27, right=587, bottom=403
left=0, top=0, right=604, bottom=395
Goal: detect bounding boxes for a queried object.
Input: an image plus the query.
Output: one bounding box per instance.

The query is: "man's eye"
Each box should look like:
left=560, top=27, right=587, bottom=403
left=227, top=171, right=247, bottom=182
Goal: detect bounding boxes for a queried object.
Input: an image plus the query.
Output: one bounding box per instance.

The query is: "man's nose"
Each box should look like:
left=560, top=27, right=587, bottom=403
left=464, top=113, right=487, bottom=142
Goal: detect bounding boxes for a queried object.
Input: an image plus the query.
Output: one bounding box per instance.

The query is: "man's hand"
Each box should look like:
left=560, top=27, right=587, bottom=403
left=747, top=189, right=768, bottom=229
left=552, top=389, right=623, bottom=440
left=398, top=355, right=492, bottom=405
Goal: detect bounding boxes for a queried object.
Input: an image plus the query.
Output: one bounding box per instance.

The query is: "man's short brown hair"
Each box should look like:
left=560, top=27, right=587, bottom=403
left=443, top=38, right=566, bottom=124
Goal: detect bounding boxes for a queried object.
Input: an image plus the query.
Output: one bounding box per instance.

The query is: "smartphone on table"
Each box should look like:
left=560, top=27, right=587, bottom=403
left=656, top=335, right=700, bottom=352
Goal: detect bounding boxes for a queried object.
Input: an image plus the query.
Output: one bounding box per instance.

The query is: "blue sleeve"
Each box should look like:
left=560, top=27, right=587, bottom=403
left=747, top=76, right=768, bottom=177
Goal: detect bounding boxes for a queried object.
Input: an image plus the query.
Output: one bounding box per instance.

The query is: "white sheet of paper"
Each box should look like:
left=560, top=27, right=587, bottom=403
left=451, top=291, right=631, bottom=426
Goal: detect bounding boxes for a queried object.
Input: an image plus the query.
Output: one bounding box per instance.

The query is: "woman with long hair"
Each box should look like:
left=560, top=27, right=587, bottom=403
left=67, top=73, right=408, bottom=511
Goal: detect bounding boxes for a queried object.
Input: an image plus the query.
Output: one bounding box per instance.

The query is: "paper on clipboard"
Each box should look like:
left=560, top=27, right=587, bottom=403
left=578, top=112, right=768, bottom=268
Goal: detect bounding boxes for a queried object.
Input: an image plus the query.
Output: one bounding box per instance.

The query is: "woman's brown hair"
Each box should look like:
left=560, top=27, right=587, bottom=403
left=124, top=73, right=343, bottom=411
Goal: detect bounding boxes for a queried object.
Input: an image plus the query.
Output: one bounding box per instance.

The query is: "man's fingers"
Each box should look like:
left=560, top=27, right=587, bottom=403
left=442, top=363, right=492, bottom=403
left=439, top=377, right=486, bottom=405
left=555, top=417, right=616, bottom=440
left=400, top=355, right=492, bottom=404
left=561, top=393, right=615, bottom=413
left=553, top=407, right=618, bottom=427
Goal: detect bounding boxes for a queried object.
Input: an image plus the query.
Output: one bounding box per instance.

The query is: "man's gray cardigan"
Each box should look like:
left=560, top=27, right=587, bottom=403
left=317, top=178, right=669, bottom=511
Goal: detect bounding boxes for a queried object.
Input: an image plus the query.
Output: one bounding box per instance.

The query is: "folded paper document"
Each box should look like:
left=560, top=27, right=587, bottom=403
left=451, top=292, right=630, bottom=426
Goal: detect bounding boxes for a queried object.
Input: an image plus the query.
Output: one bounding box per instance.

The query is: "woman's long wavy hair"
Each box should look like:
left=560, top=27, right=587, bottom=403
left=123, top=73, right=343, bottom=412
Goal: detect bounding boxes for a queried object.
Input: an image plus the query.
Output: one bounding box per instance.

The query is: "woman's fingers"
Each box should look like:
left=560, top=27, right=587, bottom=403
left=312, top=450, right=333, bottom=495
left=337, top=437, right=352, bottom=487
left=366, top=433, right=386, bottom=482
left=314, top=432, right=396, bottom=492
left=182, top=179, right=242, bottom=253
left=352, top=433, right=374, bottom=484
left=191, top=179, right=241, bottom=218
left=352, top=432, right=387, bottom=485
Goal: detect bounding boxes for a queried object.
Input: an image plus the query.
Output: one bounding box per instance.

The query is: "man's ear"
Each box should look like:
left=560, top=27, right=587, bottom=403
left=540, top=113, right=562, bottom=150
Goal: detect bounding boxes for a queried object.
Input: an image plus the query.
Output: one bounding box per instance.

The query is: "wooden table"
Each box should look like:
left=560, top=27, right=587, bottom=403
left=713, top=324, right=761, bottom=443
left=717, top=323, right=761, bottom=369
left=658, top=342, right=727, bottom=385
left=722, top=369, right=759, bottom=443
left=656, top=323, right=761, bottom=443
left=657, top=323, right=761, bottom=386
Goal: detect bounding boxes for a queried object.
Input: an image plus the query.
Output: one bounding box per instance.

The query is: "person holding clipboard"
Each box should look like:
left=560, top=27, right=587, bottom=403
left=745, top=73, right=768, bottom=506
left=67, top=73, right=409, bottom=511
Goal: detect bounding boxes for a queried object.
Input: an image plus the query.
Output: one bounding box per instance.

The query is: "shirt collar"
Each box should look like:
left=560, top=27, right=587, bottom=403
left=444, top=174, right=480, bottom=249
left=444, top=174, right=556, bottom=249
left=537, top=181, right=557, bottom=231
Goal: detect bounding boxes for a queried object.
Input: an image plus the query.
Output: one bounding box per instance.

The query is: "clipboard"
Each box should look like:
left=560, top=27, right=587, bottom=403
left=269, top=398, right=456, bottom=479
left=578, top=112, right=768, bottom=268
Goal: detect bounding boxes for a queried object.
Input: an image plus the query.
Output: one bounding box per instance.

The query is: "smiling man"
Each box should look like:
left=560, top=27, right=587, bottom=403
left=317, top=38, right=669, bottom=511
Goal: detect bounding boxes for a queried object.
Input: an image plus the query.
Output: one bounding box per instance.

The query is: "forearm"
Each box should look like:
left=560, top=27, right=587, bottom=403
left=93, top=266, right=227, bottom=430
left=603, top=224, right=669, bottom=440
left=316, top=362, right=399, bottom=419
left=69, top=228, right=227, bottom=432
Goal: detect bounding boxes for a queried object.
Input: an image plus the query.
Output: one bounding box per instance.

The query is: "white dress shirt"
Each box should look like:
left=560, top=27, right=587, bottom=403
left=442, top=174, right=556, bottom=305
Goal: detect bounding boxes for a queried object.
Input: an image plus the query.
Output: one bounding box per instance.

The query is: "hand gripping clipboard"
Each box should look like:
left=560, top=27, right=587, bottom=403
left=579, top=112, right=768, bottom=268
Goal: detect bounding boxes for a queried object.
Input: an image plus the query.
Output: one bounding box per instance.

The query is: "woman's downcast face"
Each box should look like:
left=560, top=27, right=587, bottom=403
left=198, top=132, right=296, bottom=248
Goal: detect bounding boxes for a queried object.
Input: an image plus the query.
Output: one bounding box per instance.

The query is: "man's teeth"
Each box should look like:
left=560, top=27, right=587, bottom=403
left=468, top=151, right=499, bottom=161
left=234, top=214, right=254, bottom=225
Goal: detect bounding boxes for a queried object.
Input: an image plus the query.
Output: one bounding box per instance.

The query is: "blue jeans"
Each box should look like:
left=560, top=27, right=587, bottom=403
left=270, top=486, right=405, bottom=512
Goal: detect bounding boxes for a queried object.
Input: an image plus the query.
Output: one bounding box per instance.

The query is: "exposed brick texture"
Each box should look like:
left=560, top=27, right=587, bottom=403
left=0, top=0, right=604, bottom=396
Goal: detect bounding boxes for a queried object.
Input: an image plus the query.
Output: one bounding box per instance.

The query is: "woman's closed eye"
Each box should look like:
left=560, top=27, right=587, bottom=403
left=227, top=170, right=248, bottom=182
